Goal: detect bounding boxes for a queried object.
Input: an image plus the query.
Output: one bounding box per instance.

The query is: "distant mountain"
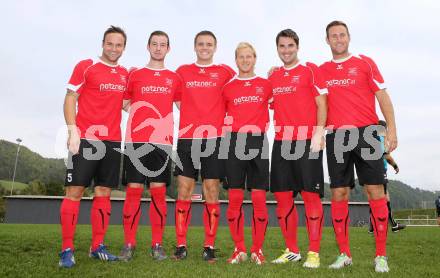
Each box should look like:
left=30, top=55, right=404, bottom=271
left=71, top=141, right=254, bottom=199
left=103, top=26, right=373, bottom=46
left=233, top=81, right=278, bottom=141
left=0, top=139, right=438, bottom=209
left=0, top=140, right=65, bottom=185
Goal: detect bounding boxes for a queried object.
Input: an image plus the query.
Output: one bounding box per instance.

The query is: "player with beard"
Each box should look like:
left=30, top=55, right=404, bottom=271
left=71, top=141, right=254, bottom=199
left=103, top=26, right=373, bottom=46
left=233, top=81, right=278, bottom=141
left=268, top=29, right=327, bottom=268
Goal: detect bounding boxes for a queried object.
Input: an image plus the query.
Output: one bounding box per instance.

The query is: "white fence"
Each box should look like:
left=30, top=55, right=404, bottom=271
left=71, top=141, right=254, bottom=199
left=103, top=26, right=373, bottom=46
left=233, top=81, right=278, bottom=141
left=395, top=215, right=438, bottom=227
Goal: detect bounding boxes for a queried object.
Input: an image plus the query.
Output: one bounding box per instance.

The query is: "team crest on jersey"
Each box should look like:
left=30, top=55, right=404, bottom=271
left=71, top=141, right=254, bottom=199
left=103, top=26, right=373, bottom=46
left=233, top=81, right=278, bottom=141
left=209, top=72, right=219, bottom=79
left=255, top=86, right=264, bottom=94
left=165, top=78, right=173, bottom=86
left=336, top=64, right=343, bottom=70
left=199, top=68, right=206, bottom=74
left=244, top=81, right=252, bottom=87
left=291, top=75, right=300, bottom=84
left=110, top=68, right=117, bottom=74
left=120, top=75, right=126, bottom=83
left=348, top=67, right=358, bottom=76
left=154, top=71, right=161, bottom=77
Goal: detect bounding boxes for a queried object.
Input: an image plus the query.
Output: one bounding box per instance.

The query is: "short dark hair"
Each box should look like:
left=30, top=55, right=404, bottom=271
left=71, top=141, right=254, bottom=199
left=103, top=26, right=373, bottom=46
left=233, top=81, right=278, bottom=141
left=276, top=29, right=299, bottom=46
left=148, top=30, right=170, bottom=47
left=194, top=30, right=217, bottom=46
left=378, top=120, right=387, bottom=128
left=102, top=25, right=127, bottom=46
left=326, top=20, right=350, bottom=38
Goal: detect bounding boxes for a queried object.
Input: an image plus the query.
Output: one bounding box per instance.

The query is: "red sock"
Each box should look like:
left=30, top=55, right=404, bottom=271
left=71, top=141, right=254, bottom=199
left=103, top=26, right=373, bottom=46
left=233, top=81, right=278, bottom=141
left=60, top=198, right=80, bottom=250
left=227, top=189, right=246, bottom=251
left=150, top=186, right=167, bottom=246
left=175, top=200, right=192, bottom=247
left=369, top=198, right=388, bottom=256
left=302, top=191, right=323, bottom=253
left=331, top=200, right=351, bottom=257
left=203, top=202, right=220, bottom=248
left=91, top=196, right=111, bottom=250
left=251, top=190, right=268, bottom=252
left=122, top=187, right=143, bottom=246
left=274, top=191, right=299, bottom=253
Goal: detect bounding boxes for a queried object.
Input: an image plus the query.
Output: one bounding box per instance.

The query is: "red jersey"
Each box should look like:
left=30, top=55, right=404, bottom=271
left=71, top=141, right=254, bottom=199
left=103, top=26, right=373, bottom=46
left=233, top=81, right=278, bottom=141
left=223, top=76, right=272, bottom=133
left=319, top=54, right=386, bottom=129
left=176, top=63, right=235, bottom=139
left=269, top=62, right=327, bottom=141
left=67, top=58, right=128, bottom=141
left=124, top=67, right=182, bottom=145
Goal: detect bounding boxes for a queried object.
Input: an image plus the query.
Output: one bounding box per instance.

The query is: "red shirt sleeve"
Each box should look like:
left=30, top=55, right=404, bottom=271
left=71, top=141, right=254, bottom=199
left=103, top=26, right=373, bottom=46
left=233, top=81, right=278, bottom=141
left=124, top=68, right=138, bottom=100
left=359, top=54, right=386, bottom=93
left=173, top=74, right=183, bottom=102
left=306, top=62, right=328, bottom=96
left=219, top=64, right=236, bottom=80
left=66, top=59, right=93, bottom=94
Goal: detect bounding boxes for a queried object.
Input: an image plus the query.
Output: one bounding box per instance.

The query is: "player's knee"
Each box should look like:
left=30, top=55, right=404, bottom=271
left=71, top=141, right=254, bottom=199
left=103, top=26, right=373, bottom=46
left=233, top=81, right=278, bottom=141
left=65, top=186, right=85, bottom=200
left=94, top=186, right=111, bottom=197
left=331, top=187, right=349, bottom=201
left=365, top=184, right=385, bottom=200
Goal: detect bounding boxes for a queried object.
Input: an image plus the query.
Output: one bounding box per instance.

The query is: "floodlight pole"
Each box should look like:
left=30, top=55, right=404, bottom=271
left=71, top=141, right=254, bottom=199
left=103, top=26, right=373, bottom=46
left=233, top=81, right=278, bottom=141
left=10, top=138, right=22, bottom=196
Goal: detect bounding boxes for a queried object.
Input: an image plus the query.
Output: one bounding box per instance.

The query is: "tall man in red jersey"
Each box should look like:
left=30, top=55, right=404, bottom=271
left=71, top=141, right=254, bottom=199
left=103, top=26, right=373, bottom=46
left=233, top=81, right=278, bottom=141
left=173, top=31, right=235, bottom=262
left=268, top=29, right=327, bottom=268
left=320, top=21, right=398, bottom=273
left=59, top=26, right=128, bottom=268
left=223, top=42, right=272, bottom=265
left=119, top=31, right=182, bottom=262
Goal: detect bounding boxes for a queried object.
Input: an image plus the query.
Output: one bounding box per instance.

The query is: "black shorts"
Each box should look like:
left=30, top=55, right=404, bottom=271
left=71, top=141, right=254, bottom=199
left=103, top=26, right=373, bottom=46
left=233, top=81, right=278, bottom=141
left=122, top=143, right=172, bottom=187
left=173, top=137, right=224, bottom=181
left=65, top=139, right=122, bottom=188
left=270, top=140, right=324, bottom=197
left=223, top=132, right=269, bottom=191
left=326, top=125, right=386, bottom=189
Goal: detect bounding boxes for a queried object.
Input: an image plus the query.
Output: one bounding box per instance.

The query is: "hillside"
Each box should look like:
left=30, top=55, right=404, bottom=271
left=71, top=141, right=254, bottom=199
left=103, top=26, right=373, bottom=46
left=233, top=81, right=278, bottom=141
left=0, top=140, right=65, bottom=185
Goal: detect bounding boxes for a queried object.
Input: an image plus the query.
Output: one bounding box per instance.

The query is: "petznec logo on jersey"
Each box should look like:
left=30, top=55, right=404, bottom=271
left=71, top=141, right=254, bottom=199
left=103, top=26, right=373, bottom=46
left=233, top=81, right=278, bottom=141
left=233, top=95, right=262, bottom=105
left=99, top=83, right=125, bottom=92
left=272, top=86, right=296, bottom=95
left=141, top=85, right=170, bottom=94
left=185, top=80, right=217, bottom=88
left=325, top=79, right=356, bottom=87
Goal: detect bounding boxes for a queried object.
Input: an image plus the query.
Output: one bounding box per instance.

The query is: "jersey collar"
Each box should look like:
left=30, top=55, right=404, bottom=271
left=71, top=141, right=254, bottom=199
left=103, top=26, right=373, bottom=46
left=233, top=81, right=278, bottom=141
left=332, top=54, right=353, bottom=63
left=195, top=62, right=214, bottom=67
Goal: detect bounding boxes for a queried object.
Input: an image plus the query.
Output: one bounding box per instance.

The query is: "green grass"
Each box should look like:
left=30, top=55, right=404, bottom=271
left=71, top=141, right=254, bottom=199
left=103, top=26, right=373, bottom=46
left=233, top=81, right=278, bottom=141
left=0, top=225, right=439, bottom=277
left=0, top=179, right=28, bottom=191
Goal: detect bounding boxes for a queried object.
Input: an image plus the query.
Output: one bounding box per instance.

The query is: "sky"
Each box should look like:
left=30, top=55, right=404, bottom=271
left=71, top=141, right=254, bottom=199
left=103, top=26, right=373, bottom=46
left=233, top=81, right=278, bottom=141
left=1, top=0, right=439, bottom=191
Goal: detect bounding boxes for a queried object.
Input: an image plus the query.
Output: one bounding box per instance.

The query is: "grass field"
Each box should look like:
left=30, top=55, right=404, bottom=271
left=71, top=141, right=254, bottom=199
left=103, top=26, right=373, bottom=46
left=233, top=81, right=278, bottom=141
left=0, top=180, right=28, bottom=191
left=0, top=225, right=439, bottom=277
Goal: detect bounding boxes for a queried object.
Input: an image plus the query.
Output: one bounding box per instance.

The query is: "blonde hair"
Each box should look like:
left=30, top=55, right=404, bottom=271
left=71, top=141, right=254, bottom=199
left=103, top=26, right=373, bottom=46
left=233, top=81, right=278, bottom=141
left=235, top=42, right=256, bottom=58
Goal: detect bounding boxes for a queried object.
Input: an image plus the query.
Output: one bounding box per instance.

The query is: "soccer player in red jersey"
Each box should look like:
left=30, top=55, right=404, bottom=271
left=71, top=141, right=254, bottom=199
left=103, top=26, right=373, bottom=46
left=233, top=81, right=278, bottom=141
left=118, top=31, right=182, bottom=262
left=59, top=26, right=128, bottom=268
left=224, top=42, right=272, bottom=265
left=320, top=21, right=398, bottom=273
left=173, top=31, right=235, bottom=262
left=268, top=29, right=327, bottom=268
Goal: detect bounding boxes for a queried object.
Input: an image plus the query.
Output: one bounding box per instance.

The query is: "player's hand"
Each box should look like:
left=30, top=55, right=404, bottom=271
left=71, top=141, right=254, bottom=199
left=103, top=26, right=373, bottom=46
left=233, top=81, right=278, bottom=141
left=393, top=165, right=399, bottom=174
left=310, top=132, right=325, bottom=153
left=385, top=128, right=398, bottom=153
left=67, top=127, right=80, bottom=155
left=224, top=115, right=233, bottom=126
left=267, top=66, right=279, bottom=77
